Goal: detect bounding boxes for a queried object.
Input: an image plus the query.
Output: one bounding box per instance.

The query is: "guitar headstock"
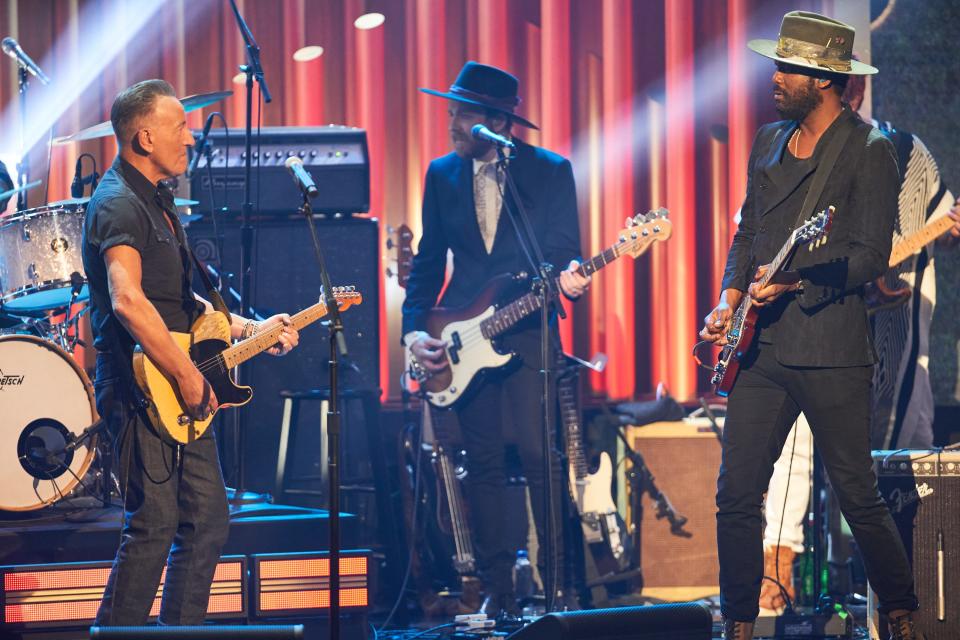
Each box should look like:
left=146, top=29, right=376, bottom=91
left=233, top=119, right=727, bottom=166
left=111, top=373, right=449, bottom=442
left=324, top=286, right=363, bottom=311
left=617, top=207, right=672, bottom=258
left=385, top=224, right=414, bottom=288
left=793, top=205, right=835, bottom=249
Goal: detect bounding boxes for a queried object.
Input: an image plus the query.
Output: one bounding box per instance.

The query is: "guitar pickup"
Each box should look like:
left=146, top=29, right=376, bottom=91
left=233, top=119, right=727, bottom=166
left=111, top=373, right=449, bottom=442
left=448, top=331, right=463, bottom=364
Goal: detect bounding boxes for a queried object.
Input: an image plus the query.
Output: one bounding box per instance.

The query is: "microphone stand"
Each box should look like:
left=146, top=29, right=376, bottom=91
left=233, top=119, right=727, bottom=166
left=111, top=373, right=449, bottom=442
left=16, top=65, right=29, bottom=211
left=297, top=191, right=349, bottom=640
left=495, top=143, right=565, bottom=612
left=227, top=0, right=271, bottom=505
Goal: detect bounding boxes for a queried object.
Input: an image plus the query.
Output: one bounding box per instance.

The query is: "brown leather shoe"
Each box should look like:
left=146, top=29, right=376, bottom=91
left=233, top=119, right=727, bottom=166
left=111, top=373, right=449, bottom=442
left=886, top=610, right=925, bottom=640
left=758, top=545, right=796, bottom=611
left=722, top=619, right=755, bottom=640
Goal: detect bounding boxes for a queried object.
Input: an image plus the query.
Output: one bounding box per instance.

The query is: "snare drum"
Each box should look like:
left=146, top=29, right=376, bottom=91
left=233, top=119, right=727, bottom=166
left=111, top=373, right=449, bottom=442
left=0, top=334, right=97, bottom=511
left=0, top=203, right=89, bottom=313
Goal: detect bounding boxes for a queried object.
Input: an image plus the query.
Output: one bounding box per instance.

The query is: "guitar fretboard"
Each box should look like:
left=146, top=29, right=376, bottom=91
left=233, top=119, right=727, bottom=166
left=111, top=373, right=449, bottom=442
left=479, top=230, right=650, bottom=339
left=559, top=377, right=588, bottom=480
left=889, top=214, right=956, bottom=268
left=219, top=292, right=357, bottom=369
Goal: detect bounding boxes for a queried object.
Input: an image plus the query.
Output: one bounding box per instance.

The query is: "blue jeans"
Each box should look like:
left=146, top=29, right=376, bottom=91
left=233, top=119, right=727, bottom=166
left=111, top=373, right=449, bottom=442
left=717, top=344, right=917, bottom=621
left=94, top=354, right=230, bottom=625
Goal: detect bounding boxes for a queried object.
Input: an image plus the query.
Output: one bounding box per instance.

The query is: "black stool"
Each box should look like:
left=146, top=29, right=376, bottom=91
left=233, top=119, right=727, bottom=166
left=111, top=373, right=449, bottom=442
left=274, top=388, right=379, bottom=502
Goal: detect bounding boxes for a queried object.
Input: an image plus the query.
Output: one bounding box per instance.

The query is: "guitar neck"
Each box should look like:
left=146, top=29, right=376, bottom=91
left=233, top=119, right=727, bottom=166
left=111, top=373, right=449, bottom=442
left=889, top=214, right=955, bottom=268
left=481, top=244, right=622, bottom=339
left=221, top=300, right=329, bottom=369
left=559, top=374, right=588, bottom=480
left=757, top=232, right=801, bottom=289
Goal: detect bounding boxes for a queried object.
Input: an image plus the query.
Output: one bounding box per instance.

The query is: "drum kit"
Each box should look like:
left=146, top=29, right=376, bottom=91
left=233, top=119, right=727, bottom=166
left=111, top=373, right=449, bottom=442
left=0, top=90, right=231, bottom=513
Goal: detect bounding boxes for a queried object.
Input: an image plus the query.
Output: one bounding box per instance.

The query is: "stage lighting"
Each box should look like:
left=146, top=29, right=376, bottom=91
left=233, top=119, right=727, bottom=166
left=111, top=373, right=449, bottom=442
left=353, top=13, right=385, bottom=30
left=293, top=45, right=324, bottom=62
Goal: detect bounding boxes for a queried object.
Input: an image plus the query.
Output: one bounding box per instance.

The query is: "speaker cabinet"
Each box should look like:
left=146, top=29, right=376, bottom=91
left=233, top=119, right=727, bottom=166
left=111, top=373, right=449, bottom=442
left=625, top=419, right=723, bottom=601
left=506, top=602, right=712, bottom=640
left=868, top=450, right=960, bottom=640
left=187, top=217, right=380, bottom=491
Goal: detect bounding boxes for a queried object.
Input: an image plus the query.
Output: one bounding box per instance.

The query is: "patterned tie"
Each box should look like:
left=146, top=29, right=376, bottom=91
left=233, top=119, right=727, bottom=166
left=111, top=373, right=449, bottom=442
left=474, top=161, right=500, bottom=253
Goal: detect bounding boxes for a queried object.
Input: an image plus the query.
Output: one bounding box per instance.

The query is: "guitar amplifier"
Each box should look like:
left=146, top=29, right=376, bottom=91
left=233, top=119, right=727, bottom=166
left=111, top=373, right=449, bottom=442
left=625, top=418, right=723, bottom=601
left=188, top=126, right=369, bottom=215
left=187, top=217, right=380, bottom=492
left=868, top=450, right=960, bottom=640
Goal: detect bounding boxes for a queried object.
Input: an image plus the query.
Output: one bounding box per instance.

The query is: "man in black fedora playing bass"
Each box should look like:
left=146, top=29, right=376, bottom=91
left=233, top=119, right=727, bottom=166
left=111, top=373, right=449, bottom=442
left=403, top=61, right=590, bottom=617
left=699, top=12, right=922, bottom=640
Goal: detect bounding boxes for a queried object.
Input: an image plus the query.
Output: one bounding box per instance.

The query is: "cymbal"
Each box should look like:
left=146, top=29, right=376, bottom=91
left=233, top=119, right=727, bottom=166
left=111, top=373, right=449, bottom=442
left=52, top=90, right=233, bottom=146
left=49, top=196, right=201, bottom=208
left=179, top=90, right=233, bottom=112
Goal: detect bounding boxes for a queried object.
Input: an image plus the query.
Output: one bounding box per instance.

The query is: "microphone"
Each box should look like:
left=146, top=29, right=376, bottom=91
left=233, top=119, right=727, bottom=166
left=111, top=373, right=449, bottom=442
left=1, top=37, right=50, bottom=85
left=187, top=113, right=216, bottom=178
left=471, top=124, right=515, bottom=149
left=284, top=156, right=318, bottom=199
left=70, top=157, right=84, bottom=198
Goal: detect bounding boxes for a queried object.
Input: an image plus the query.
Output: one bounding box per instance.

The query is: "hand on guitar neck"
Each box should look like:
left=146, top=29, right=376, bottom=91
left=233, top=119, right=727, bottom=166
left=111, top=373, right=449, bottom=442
left=747, top=264, right=802, bottom=307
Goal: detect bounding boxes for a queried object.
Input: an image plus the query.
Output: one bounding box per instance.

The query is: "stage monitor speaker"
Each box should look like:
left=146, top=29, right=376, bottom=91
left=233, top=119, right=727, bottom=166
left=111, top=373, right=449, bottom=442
left=625, top=418, right=722, bottom=601
left=506, top=602, right=712, bottom=640
left=187, top=217, right=380, bottom=492
left=868, top=450, right=960, bottom=640
left=90, top=626, right=303, bottom=639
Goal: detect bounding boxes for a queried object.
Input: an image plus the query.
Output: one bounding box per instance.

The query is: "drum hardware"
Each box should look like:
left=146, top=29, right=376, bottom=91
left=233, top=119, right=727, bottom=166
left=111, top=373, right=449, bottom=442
left=17, top=417, right=105, bottom=481
left=0, top=334, right=99, bottom=511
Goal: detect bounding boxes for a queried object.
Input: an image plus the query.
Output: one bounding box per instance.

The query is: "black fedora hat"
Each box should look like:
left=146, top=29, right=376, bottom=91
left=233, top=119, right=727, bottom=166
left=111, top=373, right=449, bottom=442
left=420, top=61, right=538, bottom=129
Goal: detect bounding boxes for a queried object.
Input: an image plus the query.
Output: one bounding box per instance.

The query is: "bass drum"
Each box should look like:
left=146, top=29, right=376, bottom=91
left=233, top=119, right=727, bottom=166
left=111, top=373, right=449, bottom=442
left=0, top=335, right=98, bottom=511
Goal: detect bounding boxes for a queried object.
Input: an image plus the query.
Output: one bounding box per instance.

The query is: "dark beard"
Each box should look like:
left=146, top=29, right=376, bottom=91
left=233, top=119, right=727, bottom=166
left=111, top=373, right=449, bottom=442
left=776, top=78, right=822, bottom=121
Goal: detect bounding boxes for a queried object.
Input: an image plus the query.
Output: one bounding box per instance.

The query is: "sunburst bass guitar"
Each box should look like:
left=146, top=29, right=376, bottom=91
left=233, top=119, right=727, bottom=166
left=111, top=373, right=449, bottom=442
left=133, top=287, right=362, bottom=445
left=409, top=209, right=671, bottom=408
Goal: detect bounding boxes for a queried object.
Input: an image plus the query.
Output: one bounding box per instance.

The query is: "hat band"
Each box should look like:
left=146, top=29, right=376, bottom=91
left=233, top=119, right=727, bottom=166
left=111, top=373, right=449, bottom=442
left=448, top=85, right=521, bottom=112
left=776, top=36, right=852, bottom=72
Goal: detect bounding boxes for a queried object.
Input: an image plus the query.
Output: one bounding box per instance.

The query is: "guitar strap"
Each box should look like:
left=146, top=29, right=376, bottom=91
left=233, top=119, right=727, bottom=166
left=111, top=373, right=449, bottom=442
left=188, top=249, right=232, bottom=326
left=792, top=111, right=856, bottom=228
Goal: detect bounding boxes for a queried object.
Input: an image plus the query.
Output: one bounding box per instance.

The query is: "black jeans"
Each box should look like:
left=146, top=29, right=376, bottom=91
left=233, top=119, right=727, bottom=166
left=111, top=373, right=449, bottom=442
left=456, top=354, right=564, bottom=594
left=94, top=355, right=230, bottom=626
left=717, top=344, right=917, bottom=622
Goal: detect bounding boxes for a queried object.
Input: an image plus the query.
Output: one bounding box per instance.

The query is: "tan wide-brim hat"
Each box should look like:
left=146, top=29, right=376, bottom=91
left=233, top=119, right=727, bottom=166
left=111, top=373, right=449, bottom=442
left=748, top=11, right=878, bottom=76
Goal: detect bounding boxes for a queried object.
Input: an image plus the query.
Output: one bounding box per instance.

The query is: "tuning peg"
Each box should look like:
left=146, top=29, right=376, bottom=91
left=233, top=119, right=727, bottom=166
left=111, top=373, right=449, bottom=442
left=625, top=216, right=635, bottom=227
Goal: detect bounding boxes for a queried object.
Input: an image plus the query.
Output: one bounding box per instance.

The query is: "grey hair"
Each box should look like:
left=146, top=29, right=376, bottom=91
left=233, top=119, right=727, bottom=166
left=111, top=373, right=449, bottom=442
left=110, top=79, right=176, bottom=147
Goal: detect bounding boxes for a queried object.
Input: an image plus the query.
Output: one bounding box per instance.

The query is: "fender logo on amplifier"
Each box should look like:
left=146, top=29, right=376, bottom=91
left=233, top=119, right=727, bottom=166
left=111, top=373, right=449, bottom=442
left=887, top=482, right=934, bottom=514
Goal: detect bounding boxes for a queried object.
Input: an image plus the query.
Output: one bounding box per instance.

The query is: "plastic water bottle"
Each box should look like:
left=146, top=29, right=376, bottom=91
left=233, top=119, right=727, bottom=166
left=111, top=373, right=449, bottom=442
left=513, top=549, right=534, bottom=602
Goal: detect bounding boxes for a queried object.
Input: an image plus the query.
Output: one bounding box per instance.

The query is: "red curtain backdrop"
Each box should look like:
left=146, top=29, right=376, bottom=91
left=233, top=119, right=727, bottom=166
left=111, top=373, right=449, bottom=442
left=0, top=0, right=808, bottom=401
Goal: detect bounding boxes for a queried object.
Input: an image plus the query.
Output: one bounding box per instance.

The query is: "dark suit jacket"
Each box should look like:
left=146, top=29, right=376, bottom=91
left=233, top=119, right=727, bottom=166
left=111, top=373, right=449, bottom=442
left=402, top=139, right=581, bottom=363
left=721, top=108, right=899, bottom=367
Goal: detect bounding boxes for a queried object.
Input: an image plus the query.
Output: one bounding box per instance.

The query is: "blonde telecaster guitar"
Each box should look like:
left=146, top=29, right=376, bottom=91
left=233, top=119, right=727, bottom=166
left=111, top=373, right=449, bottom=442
left=134, top=287, right=362, bottom=444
